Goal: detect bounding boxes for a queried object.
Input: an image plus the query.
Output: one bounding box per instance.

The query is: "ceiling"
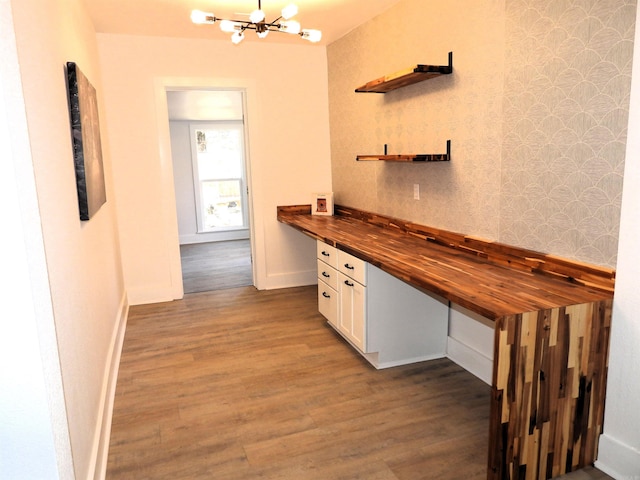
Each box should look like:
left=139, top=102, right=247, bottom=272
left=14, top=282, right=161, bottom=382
left=82, top=0, right=402, bottom=46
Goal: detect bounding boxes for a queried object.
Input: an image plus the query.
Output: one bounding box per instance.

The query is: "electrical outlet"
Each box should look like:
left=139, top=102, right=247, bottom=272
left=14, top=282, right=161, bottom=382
left=413, top=184, right=420, bottom=200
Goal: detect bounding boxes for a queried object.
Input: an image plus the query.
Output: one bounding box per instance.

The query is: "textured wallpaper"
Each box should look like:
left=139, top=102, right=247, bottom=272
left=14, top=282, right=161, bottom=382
left=328, top=0, right=506, bottom=240
left=327, top=0, right=635, bottom=268
left=500, top=0, right=635, bottom=267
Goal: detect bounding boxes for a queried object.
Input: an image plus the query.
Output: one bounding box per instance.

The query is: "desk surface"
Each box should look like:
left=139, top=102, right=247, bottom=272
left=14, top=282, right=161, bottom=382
left=277, top=205, right=614, bottom=320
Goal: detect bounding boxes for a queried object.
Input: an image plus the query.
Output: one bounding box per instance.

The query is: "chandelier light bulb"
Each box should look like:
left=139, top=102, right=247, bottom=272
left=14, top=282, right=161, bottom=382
left=279, top=20, right=301, bottom=35
left=257, top=29, right=269, bottom=39
left=191, top=10, right=215, bottom=24
left=249, top=9, right=265, bottom=23
left=301, top=28, right=322, bottom=43
left=281, top=3, right=298, bottom=20
left=219, top=20, right=239, bottom=33
left=231, top=31, right=245, bottom=44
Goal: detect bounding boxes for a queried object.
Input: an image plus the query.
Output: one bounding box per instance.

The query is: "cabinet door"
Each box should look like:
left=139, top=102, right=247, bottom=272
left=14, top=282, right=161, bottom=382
left=338, top=272, right=366, bottom=352
left=318, top=279, right=338, bottom=327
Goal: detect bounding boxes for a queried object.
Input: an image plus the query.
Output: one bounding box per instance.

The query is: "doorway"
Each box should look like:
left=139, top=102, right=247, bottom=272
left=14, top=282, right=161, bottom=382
left=166, top=89, right=253, bottom=293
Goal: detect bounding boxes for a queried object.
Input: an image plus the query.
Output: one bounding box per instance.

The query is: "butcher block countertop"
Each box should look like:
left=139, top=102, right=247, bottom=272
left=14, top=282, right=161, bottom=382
left=277, top=205, right=615, bottom=321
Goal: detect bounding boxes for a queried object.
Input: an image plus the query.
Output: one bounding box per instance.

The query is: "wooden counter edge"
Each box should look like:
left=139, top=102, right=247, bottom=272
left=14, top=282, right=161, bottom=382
left=277, top=204, right=615, bottom=295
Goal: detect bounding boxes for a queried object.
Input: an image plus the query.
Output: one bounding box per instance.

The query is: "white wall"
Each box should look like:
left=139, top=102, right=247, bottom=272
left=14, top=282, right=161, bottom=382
left=596, top=3, right=640, bottom=477
left=0, top=2, right=73, bottom=477
left=5, top=0, right=127, bottom=478
left=97, top=34, right=332, bottom=304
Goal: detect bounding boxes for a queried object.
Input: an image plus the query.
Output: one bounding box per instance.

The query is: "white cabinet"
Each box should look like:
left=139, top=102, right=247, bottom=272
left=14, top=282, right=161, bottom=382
left=337, top=250, right=367, bottom=352
left=318, top=279, right=338, bottom=327
left=316, top=242, right=338, bottom=269
left=366, top=265, right=448, bottom=368
left=317, top=244, right=338, bottom=327
left=316, top=240, right=449, bottom=369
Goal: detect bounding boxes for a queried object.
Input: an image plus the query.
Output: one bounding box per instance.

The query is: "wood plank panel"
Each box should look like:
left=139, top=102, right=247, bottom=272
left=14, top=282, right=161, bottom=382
left=489, top=300, right=612, bottom=479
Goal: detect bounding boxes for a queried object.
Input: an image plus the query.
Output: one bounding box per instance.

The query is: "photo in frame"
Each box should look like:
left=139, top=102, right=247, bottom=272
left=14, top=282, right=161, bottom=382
left=67, top=62, right=107, bottom=221
left=312, top=192, right=334, bottom=216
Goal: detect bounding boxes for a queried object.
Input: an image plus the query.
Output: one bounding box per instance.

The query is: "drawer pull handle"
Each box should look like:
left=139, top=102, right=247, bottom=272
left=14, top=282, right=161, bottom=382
left=321, top=251, right=330, bottom=257
left=322, top=272, right=330, bottom=278
left=322, top=292, right=331, bottom=298
left=344, top=280, right=354, bottom=287
left=344, top=263, right=355, bottom=270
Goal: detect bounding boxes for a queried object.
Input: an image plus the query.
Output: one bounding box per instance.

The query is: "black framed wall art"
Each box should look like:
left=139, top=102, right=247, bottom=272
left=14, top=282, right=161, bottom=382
left=67, top=62, right=106, bottom=221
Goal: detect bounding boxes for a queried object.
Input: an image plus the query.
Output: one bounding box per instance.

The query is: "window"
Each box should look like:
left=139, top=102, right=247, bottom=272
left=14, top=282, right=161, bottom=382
left=190, top=121, right=248, bottom=232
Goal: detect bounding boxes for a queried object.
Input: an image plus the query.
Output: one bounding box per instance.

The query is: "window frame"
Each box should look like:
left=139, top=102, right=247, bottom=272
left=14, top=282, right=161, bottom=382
left=189, top=120, right=249, bottom=233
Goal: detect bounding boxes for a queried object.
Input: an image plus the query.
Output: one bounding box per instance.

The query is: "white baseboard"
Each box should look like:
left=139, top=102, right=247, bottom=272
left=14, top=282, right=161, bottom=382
left=179, top=230, right=249, bottom=244
left=446, top=336, right=493, bottom=385
left=127, top=284, right=180, bottom=305
left=263, top=270, right=317, bottom=290
left=595, top=433, right=640, bottom=479
left=366, top=352, right=446, bottom=370
left=89, top=292, right=129, bottom=480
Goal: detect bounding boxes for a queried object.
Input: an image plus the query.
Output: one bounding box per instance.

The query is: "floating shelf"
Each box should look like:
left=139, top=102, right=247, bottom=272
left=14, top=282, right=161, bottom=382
left=357, top=140, right=451, bottom=162
left=355, top=52, right=453, bottom=93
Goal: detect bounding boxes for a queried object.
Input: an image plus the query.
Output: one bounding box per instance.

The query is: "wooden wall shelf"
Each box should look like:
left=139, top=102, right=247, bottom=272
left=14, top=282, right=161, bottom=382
left=355, top=52, right=453, bottom=93
left=357, top=140, right=451, bottom=162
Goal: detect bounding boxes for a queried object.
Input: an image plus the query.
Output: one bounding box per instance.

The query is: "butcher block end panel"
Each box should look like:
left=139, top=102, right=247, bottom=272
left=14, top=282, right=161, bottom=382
left=488, top=299, right=612, bottom=479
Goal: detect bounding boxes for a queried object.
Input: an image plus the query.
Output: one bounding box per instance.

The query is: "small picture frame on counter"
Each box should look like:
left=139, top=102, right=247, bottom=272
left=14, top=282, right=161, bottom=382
left=312, top=192, right=334, bottom=216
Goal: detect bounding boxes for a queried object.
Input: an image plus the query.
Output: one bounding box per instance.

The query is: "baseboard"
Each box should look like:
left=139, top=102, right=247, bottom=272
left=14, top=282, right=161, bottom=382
left=179, top=230, right=249, bottom=244
left=89, top=292, right=129, bottom=480
left=367, top=352, right=446, bottom=370
left=595, top=433, right=640, bottom=479
left=446, top=336, right=493, bottom=385
left=127, top=284, right=180, bottom=305
left=263, top=269, right=317, bottom=290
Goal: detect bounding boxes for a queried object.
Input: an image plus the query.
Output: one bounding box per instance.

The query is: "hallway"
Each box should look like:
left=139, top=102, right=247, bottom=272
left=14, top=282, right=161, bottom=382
left=180, top=239, right=252, bottom=293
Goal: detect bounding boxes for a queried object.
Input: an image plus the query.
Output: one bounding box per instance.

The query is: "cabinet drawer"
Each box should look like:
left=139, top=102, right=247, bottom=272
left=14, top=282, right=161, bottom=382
left=316, top=241, right=338, bottom=269
left=317, top=259, right=338, bottom=290
left=318, top=279, right=338, bottom=327
left=338, top=250, right=367, bottom=285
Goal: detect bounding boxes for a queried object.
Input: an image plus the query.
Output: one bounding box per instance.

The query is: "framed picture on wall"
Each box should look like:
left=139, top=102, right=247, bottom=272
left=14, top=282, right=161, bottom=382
left=312, top=192, right=334, bottom=216
left=66, top=62, right=107, bottom=221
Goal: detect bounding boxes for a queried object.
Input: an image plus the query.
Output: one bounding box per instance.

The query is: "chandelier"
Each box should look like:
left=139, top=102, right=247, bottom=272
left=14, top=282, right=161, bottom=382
left=191, top=1, right=322, bottom=45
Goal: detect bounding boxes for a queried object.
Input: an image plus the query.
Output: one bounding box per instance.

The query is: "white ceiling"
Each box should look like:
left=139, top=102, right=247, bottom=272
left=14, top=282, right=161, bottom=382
left=82, top=0, right=403, bottom=46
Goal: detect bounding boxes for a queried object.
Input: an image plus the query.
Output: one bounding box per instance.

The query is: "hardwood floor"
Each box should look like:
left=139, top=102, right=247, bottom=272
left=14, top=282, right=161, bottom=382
left=106, top=285, right=613, bottom=479
left=180, top=240, right=252, bottom=293
left=107, top=285, right=490, bottom=479
left=554, top=467, right=614, bottom=480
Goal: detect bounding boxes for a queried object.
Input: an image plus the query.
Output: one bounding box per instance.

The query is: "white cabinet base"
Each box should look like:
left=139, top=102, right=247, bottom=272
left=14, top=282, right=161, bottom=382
left=445, top=303, right=494, bottom=384
left=316, top=240, right=449, bottom=370
left=365, top=264, right=448, bottom=369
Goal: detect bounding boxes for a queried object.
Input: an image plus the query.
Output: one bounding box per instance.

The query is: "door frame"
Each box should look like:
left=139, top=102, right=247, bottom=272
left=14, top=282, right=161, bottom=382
left=153, top=77, right=264, bottom=298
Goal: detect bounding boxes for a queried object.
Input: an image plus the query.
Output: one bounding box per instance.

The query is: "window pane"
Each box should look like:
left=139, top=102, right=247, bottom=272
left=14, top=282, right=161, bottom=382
left=195, top=128, right=242, bottom=180
left=201, top=180, right=244, bottom=229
